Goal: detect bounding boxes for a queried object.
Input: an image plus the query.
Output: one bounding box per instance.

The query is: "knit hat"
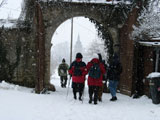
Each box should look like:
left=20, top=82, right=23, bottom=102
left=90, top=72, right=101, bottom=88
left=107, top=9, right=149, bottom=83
left=62, top=58, right=65, bottom=62
left=76, top=52, right=83, bottom=58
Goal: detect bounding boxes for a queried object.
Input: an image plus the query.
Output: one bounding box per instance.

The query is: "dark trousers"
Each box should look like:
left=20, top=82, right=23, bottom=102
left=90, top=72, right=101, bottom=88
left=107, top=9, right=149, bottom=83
left=98, top=84, right=104, bottom=101
left=60, top=76, right=67, bottom=87
left=89, top=86, right=100, bottom=103
left=72, top=82, right=84, bottom=98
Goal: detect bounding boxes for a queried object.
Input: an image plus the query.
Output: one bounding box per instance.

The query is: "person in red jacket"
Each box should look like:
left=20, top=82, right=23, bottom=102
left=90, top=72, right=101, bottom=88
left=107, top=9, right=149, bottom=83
left=68, top=53, right=87, bottom=101
left=86, top=55, right=106, bottom=105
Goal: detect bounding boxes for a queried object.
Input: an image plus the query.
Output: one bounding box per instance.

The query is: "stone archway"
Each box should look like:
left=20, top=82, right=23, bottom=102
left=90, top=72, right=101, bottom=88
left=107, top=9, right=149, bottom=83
left=0, top=1, right=135, bottom=94
left=38, top=1, right=126, bottom=90
left=48, top=16, right=113, bottom=85
left=44, top=16, right=114, bottom=89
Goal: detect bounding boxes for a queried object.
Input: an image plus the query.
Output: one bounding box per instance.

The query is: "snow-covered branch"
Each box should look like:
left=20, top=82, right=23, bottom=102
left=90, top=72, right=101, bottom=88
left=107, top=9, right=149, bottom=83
left=87, top=38, right=108, bottom=61
left=0, top=0, right=7, bottom=8
left=131, top=0, right=160, bottom=41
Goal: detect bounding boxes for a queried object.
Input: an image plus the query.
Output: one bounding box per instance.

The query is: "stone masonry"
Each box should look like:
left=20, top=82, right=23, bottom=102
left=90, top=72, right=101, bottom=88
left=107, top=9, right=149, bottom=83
left=0, top=1, right=142, bottom=95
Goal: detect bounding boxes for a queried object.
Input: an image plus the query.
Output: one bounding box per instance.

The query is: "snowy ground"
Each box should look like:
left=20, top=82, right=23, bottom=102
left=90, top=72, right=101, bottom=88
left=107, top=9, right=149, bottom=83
left=0, top=73, right=160, bottom=120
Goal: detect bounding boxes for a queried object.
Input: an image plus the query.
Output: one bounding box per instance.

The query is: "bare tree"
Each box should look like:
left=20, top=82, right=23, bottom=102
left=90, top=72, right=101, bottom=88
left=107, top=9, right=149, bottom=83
left=0, top=0, right=7, bottom=8
left=87, top=38, right=108, bottom=61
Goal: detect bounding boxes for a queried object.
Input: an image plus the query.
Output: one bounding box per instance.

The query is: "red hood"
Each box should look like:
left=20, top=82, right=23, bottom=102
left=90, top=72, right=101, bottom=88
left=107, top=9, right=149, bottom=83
left=90, top=58, right=100, bottom=63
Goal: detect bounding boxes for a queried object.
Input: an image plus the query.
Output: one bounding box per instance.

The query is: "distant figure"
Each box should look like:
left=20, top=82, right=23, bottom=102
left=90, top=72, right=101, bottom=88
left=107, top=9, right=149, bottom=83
left=68, top=53, right=87, bottom=101
left=58, top=58, right=69, bottom=88
left=86, top=54, right=106, bottom=105
left=108, top=53, right=122, bottom=101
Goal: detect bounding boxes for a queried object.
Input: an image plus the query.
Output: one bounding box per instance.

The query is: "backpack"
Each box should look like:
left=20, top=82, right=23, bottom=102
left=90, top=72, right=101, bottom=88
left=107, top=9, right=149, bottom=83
left=89, top=63, right=101, bottom=79
left=73, top=62, right=82, bottom=76
left=60, top=69, right=65, bottom=74
left=59, top=64, right=67, bottom=74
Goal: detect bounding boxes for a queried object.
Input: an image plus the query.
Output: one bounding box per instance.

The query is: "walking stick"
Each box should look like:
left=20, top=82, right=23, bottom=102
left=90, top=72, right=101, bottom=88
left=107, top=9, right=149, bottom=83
left=81, top=77, right=86, bottom=103
left=66, top=75, right=71, bottom=98
left=81, top=85, right=85, bottom=103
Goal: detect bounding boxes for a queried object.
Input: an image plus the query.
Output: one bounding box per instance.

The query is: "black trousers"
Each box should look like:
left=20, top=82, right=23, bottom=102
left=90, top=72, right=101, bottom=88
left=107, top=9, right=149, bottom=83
left=89, top=86, right=100, bottom=102
left=60, top=76, right=67, bottom=87
left=72, top=82, right=84, bottom=98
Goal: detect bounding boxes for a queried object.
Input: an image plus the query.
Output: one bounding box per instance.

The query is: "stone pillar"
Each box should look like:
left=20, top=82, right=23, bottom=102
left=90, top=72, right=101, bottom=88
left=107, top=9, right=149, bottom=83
left=108, top=27, right=119, bottom=54
left=34, top=2, right=55, bottom=92
left=119, top=2, right=143, bottom=96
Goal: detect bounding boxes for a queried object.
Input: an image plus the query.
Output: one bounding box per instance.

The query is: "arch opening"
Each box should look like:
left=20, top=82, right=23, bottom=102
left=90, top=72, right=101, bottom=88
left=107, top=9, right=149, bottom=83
left=49, top=16, right=112, bottom=88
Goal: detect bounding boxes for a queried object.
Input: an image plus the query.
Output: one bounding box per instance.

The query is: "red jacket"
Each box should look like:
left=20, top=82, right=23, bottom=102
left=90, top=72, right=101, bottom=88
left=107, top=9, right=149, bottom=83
left=86, top=58, right=106, bottom=86
left=68, top=58, right=87, bottom=83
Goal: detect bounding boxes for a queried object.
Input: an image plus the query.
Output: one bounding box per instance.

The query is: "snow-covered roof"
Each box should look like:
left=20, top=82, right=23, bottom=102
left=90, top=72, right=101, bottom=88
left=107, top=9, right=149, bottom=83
left=147, top=72, right=160, bottom=78
left=139, top=41, right=160, bottom=47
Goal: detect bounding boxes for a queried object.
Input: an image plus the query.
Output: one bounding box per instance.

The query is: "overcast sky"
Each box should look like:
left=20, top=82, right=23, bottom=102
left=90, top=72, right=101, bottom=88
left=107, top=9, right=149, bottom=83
left=51, top=17, right=98, bottom=48
left=0, top=0, right=22, bottom=19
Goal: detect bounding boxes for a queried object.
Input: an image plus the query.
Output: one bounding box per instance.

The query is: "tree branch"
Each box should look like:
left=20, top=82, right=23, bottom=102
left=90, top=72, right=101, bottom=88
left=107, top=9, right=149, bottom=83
left=0, top=0, right=7, bottom=8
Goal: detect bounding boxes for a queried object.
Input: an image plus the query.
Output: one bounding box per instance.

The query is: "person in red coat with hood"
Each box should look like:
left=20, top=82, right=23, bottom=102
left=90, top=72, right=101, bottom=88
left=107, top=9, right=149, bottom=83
left=86, top=55, right=106, bottom=105
left=68, top=53, right=87, bottom=101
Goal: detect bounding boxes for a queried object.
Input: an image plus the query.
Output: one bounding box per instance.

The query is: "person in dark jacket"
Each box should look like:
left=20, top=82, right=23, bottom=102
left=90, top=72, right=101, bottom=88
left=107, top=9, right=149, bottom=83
left=97, top=53, right=108, bottom=102
left=108, top=53, right=122, bottom=101
left=68, top=53, right=87, bottom=101
left=98, top=60, right=108, bottom=102
left=86, top=55, right=106, bottom=105
left=58, top=58, right=69, bottom=88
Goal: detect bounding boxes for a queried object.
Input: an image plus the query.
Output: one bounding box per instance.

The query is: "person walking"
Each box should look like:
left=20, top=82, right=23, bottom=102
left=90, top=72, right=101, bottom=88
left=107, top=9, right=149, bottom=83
left=86, top=55, right=106, bottom=105
left=68, top=53, right=87, bottom=101
left=97, top=53, right=108, bottom=102
left=98, top=60, right=108, bottom=102
left=58, top=58, right=69, bottom=88
left=108, top=53, right=122, bottom=101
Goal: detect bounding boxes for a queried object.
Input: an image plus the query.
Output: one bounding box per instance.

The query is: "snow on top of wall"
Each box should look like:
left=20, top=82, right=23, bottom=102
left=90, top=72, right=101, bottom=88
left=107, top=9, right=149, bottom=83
left=139, top=41, right=160, bottom=47
left=40, top=0, right=132, bottom=5
left=0, top=19, right=17, bottom=28
left=147, top=72, right=160, bottom=78
left=0, top=81, right=33, bottom=92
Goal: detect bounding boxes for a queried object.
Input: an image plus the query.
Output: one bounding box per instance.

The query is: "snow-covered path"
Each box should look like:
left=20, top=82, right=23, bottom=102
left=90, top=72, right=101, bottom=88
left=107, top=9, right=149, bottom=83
left=0, top=76, right=160, bottom=120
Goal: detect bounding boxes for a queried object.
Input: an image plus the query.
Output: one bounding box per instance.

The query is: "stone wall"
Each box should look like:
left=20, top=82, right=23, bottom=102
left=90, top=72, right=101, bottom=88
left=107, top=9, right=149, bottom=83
left=0, top=27, right=37, bottom=87
left=0, top=1, right=135, bottom=94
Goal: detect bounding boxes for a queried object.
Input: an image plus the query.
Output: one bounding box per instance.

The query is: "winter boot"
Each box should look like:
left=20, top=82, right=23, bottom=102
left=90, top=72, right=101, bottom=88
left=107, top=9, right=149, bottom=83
left=89, top=99, right=92, bottom=104
left=74, top=95, right=77, bottom=100
left=79, top=96, right=82, bottom=101
left=89, top=97, right=92, bottom=104
left=63, top=84, right=66, bottom=88
left=94, top=97, right=98, bottom=105
left=94, top=100, right=97, bottom=105
left=110, top=96, right=117, bottom=101
left=89, top=95, right=93, bottom=104
left=73, top=92, right=77, bottom=100
left=98, top=97, right=102, bottom=102
left=79, top=91, right=83, bottom=101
